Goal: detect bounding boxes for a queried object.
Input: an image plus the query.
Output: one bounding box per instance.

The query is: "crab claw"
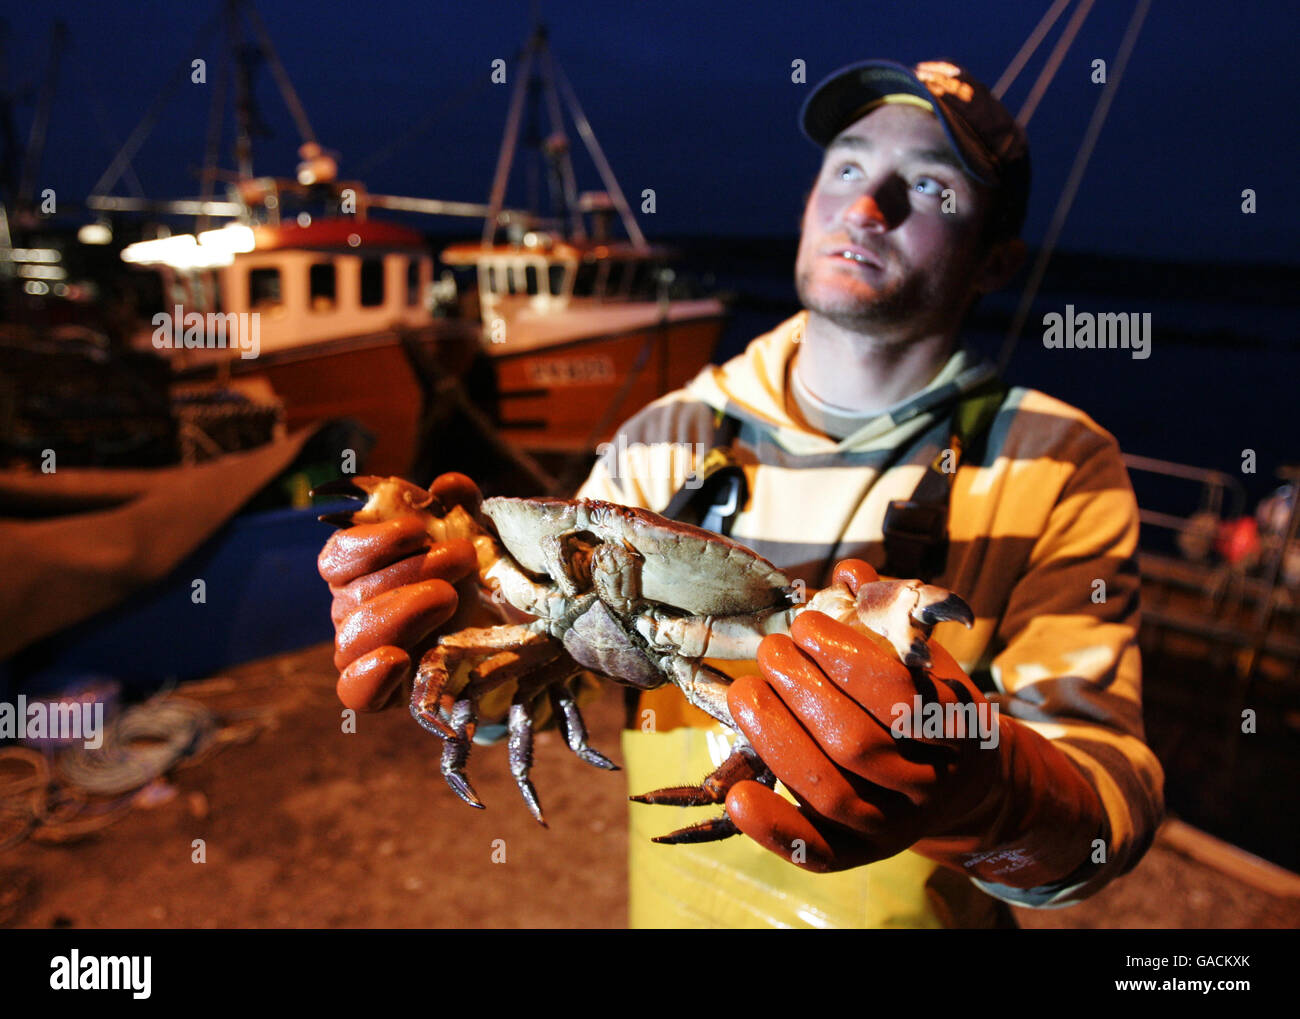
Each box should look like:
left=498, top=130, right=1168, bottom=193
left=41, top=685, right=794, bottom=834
left=312, top=475, right=437, bottom=528
left=310, top=477, right=368, bottom=500
left=912, top=585, right=975, bottom=629
left=853, top=580, right=975, bottom=672
left=313, top=476, right=374, bottom=528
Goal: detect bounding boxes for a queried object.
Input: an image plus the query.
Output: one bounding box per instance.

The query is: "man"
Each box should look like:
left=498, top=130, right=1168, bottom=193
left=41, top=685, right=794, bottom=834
left=320, top=60, right=1164, bottom=928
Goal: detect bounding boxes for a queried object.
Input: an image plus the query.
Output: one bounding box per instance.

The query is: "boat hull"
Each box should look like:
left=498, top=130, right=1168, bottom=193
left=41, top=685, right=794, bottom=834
left=174, top=322, right=482, bottom=476
left=488, top=311, right=726, bottom=452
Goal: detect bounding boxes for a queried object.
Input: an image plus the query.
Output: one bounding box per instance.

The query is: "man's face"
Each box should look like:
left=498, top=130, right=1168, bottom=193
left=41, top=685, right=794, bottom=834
left=794, top=103, right=995, bottom=339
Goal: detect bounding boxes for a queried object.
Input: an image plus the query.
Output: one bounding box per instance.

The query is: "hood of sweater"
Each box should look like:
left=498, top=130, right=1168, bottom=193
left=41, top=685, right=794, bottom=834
left=683, top=311, right=1001, bottom=456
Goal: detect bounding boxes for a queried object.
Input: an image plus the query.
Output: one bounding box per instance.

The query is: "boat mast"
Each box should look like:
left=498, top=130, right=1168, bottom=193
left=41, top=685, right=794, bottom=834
left=482, top=22, right=647, bottom=251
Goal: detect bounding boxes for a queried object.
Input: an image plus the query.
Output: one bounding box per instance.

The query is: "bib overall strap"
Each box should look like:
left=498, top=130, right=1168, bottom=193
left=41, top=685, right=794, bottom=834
left=660, top=410, right=747, bottom=536
left=882, top=380, right=1008, bottom=582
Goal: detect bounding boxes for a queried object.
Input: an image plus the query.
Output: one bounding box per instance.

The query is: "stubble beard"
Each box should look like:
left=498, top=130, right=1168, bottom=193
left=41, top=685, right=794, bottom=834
left=795, top=252, right=938, bottom=340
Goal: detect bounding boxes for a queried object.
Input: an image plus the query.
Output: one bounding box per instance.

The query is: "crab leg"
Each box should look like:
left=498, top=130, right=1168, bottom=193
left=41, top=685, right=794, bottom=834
left=440, top=698, right=482, bottom=809
left=411, top=651, right=459, bottom=740
left=662, top=656, right=738, bottom=730
left=549, top=680, right=619, bottom=772
left=630, top=656, right=780, bottom=844
left=498, top=658, right=590, bottom=826
left=631, top=739, right=768, bottom=808
left=418, top=627, right=563, bottom=813
left=636, top=743, right=778, bottom=845
left=412, top=622, right=555, bottom=736
left=507, top=691, right=546, bottom=827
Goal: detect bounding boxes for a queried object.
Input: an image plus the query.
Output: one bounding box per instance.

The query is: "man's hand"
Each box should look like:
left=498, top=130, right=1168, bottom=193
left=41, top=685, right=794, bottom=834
left=724, top=559, right=1105, bottom=888
left=317, top=473, right=483, bottom=712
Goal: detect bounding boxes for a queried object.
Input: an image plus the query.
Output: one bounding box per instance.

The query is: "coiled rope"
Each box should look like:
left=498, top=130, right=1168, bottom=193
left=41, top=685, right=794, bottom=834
left=57, top=697, right=215, bottom=795
left=0, top=692, right=270, bottom=852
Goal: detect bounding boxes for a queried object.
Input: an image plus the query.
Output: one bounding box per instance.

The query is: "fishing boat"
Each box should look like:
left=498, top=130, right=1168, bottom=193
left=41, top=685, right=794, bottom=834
left=88, top=10, right=725, bottom=475
left=113, top=195, right=483, bottom=477
left=437, top=24, right=728, bottom=454
left=79, top=0, right=501, bottom=478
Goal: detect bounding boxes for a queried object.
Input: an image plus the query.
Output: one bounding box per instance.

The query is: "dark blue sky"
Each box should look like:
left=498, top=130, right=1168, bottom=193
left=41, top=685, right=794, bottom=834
left=9, top=0, right=1297, bottom=263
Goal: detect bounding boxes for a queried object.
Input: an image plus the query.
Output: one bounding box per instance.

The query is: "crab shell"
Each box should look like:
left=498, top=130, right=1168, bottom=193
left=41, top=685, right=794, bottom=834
left=481, top=496, right=794, bottom=617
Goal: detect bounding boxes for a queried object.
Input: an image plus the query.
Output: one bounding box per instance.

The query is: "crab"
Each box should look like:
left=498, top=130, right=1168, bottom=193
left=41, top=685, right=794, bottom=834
left=314, top=475, right=974, bottom=844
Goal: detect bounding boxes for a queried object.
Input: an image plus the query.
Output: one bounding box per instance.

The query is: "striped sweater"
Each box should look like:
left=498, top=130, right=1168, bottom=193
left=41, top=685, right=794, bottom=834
left=577, top=310, right=1165, bottom=916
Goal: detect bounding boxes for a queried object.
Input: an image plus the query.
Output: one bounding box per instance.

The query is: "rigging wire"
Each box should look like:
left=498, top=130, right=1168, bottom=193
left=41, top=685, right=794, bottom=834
left=993, top=0, right=1073, bottom=100
left=552, top=59, right=647, bottom=250
left=353, top=71, right=501, bottom=179
left=998, top=0, right=1153, bottom=373
left=90, top=8, right=225, bottom=197
left=1017, top=0, right=1097, bottom=128
left=242, top=0, right=317, bottom=145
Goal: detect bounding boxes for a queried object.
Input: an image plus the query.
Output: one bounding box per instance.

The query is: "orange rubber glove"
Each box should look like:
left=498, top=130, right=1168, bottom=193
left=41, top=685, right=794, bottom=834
left=725, top=559, right=1106, bottom=890
left=317, top=473, right=483, bottom=712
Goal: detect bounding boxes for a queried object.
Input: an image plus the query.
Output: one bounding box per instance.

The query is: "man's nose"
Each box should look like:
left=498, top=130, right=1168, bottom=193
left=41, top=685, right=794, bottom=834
left=844, top=191, right=889, bottom=232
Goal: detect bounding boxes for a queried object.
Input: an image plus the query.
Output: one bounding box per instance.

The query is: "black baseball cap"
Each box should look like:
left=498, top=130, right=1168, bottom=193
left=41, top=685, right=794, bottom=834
left=801, top=60, right=1031, bottom=239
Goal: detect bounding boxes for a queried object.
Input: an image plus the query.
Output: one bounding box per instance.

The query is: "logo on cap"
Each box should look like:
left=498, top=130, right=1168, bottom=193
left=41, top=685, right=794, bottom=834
left=914, top=61, right=974, bottom=103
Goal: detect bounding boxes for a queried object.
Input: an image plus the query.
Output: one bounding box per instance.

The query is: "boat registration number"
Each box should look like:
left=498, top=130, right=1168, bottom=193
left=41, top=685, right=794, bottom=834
left=525, top=356, right=614, bottom=386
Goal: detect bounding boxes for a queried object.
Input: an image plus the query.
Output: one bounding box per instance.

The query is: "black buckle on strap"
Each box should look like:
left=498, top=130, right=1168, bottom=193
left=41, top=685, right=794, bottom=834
left=882, top=499, right=949, bottom=580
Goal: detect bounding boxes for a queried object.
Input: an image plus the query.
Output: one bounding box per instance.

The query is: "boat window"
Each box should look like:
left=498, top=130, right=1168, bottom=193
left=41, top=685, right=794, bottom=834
left=548, top=264, right=567, bottom=296
left=201, top=270, right=224, bottom=313
left=605, top=260, right=625, bottom=298
left=249, top=267, right=282, bottom=310
left=573, top=262, right=598, bottom=297
left=525, top=264, right=539, bottom=296
left=629, top=261, right=657, bottom=299
left=486, top=265, right=498, bottom=294
left=505, top=265, right=518, bottom=295
left=360, top=258, right=385, bottom=307
left=407, top=258, right=422, bottom=307
left=310, top=262, right=337, bottom=312
left=625, top=261, right=644, bottom=298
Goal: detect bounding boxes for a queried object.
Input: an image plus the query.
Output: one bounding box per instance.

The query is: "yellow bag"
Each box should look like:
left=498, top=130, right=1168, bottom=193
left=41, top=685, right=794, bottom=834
left=622, top=718, right=1014, bottom=929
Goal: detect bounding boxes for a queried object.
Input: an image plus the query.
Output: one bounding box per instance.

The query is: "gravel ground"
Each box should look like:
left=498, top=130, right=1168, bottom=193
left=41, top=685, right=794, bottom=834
left=1, top=643, right=1295, bottom=930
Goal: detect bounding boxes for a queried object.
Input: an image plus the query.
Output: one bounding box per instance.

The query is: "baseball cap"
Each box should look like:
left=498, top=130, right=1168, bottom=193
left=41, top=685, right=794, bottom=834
left=801, top=60, right=1031, bottom=239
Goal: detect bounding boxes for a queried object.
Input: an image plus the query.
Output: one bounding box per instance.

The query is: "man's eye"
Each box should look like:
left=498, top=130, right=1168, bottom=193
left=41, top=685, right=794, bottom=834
left=913, top=177, right=946, bottom=197
left=835, top=163, right=863, bottom=181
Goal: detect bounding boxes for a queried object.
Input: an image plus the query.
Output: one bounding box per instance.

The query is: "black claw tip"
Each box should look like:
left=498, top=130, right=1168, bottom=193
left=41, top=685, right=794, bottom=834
left=579, top=749, right=619, bottom=771
left=903, top=638, right=933, bottom=672
left=515, top=779, right=547, bottom=827
left=317, top=512, right=358, bottom=529
left=916, top=592, right=975, bottom=629
left=310, top=478, right=367, bottom=500
left=651, top=815, right=740, bottom=844
left=444, top=772, right=484, bottom=809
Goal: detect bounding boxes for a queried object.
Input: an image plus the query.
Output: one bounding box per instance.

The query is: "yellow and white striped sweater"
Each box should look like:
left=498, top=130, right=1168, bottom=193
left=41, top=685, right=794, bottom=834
left=577, top=311, right=1164, bottom=925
